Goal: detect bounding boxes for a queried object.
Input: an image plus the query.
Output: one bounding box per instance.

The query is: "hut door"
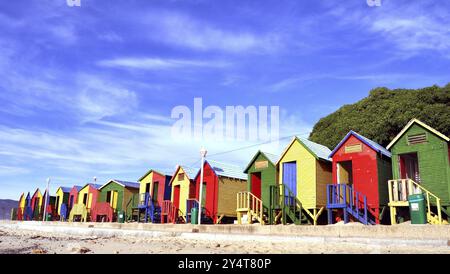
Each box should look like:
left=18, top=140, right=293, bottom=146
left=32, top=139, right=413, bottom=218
left=283, top=162, right=297, bottom=196
left=399, top=153, right=421, bottom=183
left=55, top=196, right=60, bottom=213
left=251, top=173, right=262, bottom=199
left=69, top=195, right=74, bottom=208
left=173, top=186, right=181, bottom=209
left=152, top=182, right=159, bottom=203
left=338, top=161, right=353, bottom=186
left=88, top=193, right=93, bottom=209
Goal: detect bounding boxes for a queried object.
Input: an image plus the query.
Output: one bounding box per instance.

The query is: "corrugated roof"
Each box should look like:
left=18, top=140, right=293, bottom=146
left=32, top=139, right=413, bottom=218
left=72, top=185, right=83, bottom=192
left=297, top=137, right=331, bottom=161
left=59, top=187, right=72, bottom=193
left=179, top=166, right=197, bottom=179
left=200, top=160, right=247, bottom=180
left=330, top=131, right=391, bottom=158
left=99, top=180, right=140, bottom=190
left=114, top=180, right=140, bottom=189
left=90, top=184, right=102, bottom=189
left=244, top=150, right=279, bottom=173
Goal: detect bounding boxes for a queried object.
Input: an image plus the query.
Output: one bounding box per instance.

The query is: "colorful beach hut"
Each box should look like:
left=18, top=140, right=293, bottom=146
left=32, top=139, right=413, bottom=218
left=192, top=160, right=247, bottom=224
left=77, top=183, right=102, bottom=212
left=17, top=193, right=25, bottom=220
left=98, top=180, right=140, bottom=221
left=327, top=131, right=392, bottom=225
left=276, top=137, right=332, bottom=225
left=31, top=188, right=43, bottom=220
left=23, top=192, right=33, bottom=221
left=238, top=151, right=279, bottom=224
left=68, top=185, right=83, bottom=211
left=386, top=119, right=450, bottom=224
left=42, top=190, right=57, bottom=220
left=167, top=166, right=197, bottom=223
left=55, top=187, right=71, bottom=220
left=137, top=169, right=172, bottom=223
left=69, top=183, right=102, bottom=222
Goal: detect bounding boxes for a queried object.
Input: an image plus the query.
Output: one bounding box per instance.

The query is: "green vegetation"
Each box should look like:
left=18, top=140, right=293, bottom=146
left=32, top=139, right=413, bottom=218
left=309, top=84, right=450, bottom=149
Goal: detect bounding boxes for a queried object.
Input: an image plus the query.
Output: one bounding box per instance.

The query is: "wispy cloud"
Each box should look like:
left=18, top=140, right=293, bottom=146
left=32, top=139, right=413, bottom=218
left=97, top=57, right=231, bottom=70
left=143, top=11, right=281, bottom=53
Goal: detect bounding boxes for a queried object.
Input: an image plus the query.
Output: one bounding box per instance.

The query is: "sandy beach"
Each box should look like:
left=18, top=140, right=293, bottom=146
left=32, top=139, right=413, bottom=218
left=0, top=221, right=449, bottom=254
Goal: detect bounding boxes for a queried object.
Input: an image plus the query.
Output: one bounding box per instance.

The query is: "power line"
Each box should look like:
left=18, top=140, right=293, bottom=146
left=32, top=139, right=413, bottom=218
left=205, top=131, right=310, bottom=158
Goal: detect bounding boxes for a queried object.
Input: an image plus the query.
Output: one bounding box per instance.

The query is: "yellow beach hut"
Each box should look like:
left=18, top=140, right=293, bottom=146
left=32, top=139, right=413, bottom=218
left=276, top=136, right=332, bottom=225
left=55, top=186, right=71, bottom=219
left=168, top=165, right=197, bottom=223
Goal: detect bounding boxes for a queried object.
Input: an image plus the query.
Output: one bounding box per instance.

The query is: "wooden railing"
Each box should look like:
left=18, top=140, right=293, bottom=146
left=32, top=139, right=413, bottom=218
left=388, top=179, right=443, bottom=224
left=236, top=191, right=264, bottom=224
left=161, top=200, right=177, bottom=224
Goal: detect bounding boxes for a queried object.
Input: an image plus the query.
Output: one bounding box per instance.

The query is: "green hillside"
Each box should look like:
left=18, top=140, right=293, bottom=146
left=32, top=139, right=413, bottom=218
left=309, top=84, right=450, bottom=149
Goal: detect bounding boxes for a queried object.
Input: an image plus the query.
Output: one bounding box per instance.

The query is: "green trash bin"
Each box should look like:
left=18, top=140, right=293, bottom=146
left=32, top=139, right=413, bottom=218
left=46, top=213, right=52, bottom=221
left=191, top=207, right=198, bottom=225
left=408, top=194, right=427, bottom=224
left=118, top=211, right=125, bottom=223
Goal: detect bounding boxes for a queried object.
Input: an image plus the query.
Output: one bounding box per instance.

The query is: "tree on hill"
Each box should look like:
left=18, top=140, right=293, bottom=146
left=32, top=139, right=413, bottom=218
left=309, top=84, right=450, bottom=149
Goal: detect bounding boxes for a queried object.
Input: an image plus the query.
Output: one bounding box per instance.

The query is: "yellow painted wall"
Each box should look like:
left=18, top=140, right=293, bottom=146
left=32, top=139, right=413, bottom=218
left=77, top=186, right=89, bottom=205
left=171, top=167, right=191, bottom=216
left=19, top=193, right=25, bottom=209
left=56, top=188, right=64, bottom=215
left=316, top=160, right=333, bottom=207
left=139, top=171, right=153, bottom=196
left=35, top=190, right=43, bottom=208
left=278, top=140, right=317, bottom=209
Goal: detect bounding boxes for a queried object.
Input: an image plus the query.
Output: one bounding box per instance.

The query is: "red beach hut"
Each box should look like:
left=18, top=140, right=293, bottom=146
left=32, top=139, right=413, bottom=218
left=327, top=131, right=392, bottom=224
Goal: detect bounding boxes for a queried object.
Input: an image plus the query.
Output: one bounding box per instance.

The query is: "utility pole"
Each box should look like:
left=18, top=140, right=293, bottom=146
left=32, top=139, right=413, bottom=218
left=42, top=177, right=50, bottom=222
left=198, top=147, right=207, bottom=225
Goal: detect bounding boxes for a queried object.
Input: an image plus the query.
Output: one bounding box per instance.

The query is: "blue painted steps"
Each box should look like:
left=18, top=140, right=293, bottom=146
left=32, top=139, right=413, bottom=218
left=137, top=193, right=160, bottom=223
left=326, top=184, right=375, bottom=225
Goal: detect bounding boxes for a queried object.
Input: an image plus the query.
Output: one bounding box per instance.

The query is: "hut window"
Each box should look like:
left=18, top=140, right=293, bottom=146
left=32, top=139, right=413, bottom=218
left=83, top=194, right=88, bottom=205
left=407, top=133, right=427, bottom=145
left=255, top=160, right=268, bottom=169
left=344, top=144, right=362, bottom=153
left=106, top=191, right=111, bottom=203
left=178, top=173, right=185, bottom=181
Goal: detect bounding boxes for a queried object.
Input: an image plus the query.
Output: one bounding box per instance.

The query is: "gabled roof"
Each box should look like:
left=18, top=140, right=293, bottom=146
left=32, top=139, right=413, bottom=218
left=71, top=185, right=83, bottom=192
left=79, top=183, right=102, bottom=192
left=244, top=150, right=279, bottom=173
left=138, top=169, right=171, bottom=182
left=387, top=118, right=449, bottom=150
left=195, top=160, right=247, bottom=181
left=99, top=179, right=140, bottom=190
left=169, top=165, right=197, bottom=184
left=32, top=188, right=42, bottom=198
left=276, top=136, right=332, bottom=165
left=57, top=187, right=71, bottom=193
left=330, top=130, right=391, bottom=158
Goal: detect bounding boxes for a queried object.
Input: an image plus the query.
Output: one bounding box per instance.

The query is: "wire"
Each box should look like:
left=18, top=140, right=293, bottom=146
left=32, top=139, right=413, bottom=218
left=206, top=131, right=310, bottom=158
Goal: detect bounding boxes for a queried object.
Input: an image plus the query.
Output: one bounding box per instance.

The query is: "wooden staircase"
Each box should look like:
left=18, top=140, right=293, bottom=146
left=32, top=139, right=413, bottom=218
left=326, top=184, right=376, bottom=225
left=136, top=193, right=161, bottom=223
left=269, top=184, right=308, bottom=225
left=236, top=192, right=265, bottom=225
left=161, top=200, right=177, bottom=224
left=388, top=179, right=448, bottom=225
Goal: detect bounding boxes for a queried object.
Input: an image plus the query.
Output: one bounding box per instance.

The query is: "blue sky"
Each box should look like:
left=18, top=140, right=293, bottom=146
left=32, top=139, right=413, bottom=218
left=1, top=0, right=449, bottom=199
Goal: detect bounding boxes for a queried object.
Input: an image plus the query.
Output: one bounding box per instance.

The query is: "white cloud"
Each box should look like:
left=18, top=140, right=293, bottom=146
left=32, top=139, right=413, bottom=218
left=76, top=76, right=138, bottom=122
left=144, top=12, right=281, bottom=53
left=97, top=57, right=230, bottom=70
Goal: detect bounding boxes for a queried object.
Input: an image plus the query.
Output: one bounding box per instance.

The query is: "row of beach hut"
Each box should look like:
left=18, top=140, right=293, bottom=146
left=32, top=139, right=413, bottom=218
left=12, top=119, right=450, bottom=225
